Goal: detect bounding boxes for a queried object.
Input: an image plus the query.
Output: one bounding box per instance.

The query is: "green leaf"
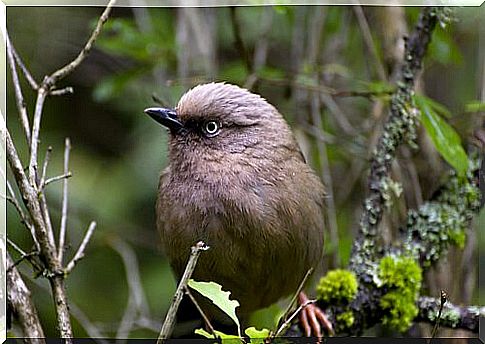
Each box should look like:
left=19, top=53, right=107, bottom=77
left=195, top=328, right=241, bottom=342
left=415, top=95, right=468, bottom=176
left=415, top=95, right=452, bottom=118
left=465, top=101, right=485, bottom=113
left=188, top=280, right=241, bottom=336
left=245, top=327, right=271, bottom=344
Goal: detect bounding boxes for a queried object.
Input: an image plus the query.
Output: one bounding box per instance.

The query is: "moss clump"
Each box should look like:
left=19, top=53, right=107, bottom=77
left=335, top=311, right=355, bottom=331
left=377, top=255, right=422, bottom=333
left=316, top=269, right=358, bottom=304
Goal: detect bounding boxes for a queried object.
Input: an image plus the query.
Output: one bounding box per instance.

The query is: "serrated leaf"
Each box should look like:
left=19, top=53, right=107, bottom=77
left=415, top=96, right=468, bottom=176
left=188, top=279, right=241, bottom=336
left=245, top=327, right=271, bottom=343
left=195, top=328, right=241, bottom=342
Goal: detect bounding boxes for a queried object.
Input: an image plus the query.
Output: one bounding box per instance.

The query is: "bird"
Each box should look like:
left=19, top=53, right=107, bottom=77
left=145, top=82, right=333, bottom=337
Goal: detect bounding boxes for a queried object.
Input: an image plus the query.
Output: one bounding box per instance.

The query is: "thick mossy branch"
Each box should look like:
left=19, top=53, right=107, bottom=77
left=323, top=158, right=482, bottom=336
left=314, top=7, right=483, bottom=336
left=350, top=7, right=441, bottom=279
left=416, top=297, right=485, bottom=333
left=403, top=160, right=480, bottom=267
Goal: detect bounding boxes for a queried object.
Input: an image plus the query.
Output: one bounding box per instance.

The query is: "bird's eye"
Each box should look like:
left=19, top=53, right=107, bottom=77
left=203, top=121, right=221, bottom=137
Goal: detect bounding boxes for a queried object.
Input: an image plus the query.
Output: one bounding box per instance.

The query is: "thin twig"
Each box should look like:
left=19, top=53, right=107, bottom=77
left=274, top=299, right=317, bottom=338
left=58, top=138, right=72, bottom=263
left=157, top=241, right=209, bottom=343
left=353, top=5, right=387, bottom=81
left=430, top=290, right=448, bottom=341
left=1, top=165, right=39, bottom=249
left=184, top=287, right=217, bottom=337
left=6, top=238, right=42, bottom=272
left=320, top=93, right=358, bottom=136
left=40, top=146, right=53, bottom=189
left=310, top=100, right=341, bottom=267
left=65, top=221, right=97, bottom=274
left=29, top=88, right=47, bottom=186
left=50, top=87, right=74, bottom=96
left=44, top=172, right=72, bottom=188
left=48, top=0, right=117, bottom=84
left=109, top=236, right=151, bottom=340
left=0, top=115, right=54, bottom=259
left=273, top=268, right=314, bottom=339
left=6, top=33, right=31, bottom=145
left=10, top=39, right=39, bottom=90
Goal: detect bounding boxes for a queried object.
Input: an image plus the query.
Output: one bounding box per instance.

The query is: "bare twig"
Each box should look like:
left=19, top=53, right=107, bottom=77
left=6, top=253, right=46, bottom=341
left=40, top=146, right=53, bottom=189
left=320, top=93, right=358, bottom=136
left=5, top=2, right=116, bottom=340
left=6, top=238, right=42, bottom=272
left=6, top=33, right=31, bottom=145
left=304, top=8, right=340, bottom=267
left=10, top=39, right=39, bottom=90
left=65, top=221, right=97, bottom=274
left=0, top=115, right=56, bottom=262
left=430, top=290, right=448, bottom=340
left=48, top=0, right=116, bottom=84
left=184, top=287, right=217, bottom=337
left=29, top=89, right=47, bottom=186
left=50, top=87, right=74, bottom=96
left=274, top=299, right=317, bottom=338
left=108, top=236, right=150, bottom=340
left=273, top=268, right=313, bottom=339
left=157, top=241, right=209, bottom=342
left=58, top=138, right=72, bottom=263
left=353, top=6, right=387, bottom=81
left=44, top=172, right=72, bottom=188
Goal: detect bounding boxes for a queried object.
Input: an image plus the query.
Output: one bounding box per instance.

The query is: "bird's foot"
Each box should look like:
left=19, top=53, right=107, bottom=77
left=298, top=292, right=334, bottom=338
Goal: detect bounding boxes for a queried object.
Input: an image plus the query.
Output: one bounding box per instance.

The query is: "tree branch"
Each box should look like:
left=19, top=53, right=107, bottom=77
left=416, top=296, right=484, bottom=333
left=65, top=221, right=97, bottom=274
left=5, top=1, right=116, bottom=340
left=58, top=138, right=72, bottom=263
left=6, top=33, right=31, bottom=145
left=6, top=253, right=46, bottom=342
left=157, top=241, right=209, bottom=342
left=350, top=7, right=440, bottom=279
left=47, top=0, right=116, bottom=85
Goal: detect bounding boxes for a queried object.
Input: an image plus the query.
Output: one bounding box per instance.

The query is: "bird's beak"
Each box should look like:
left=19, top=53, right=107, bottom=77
left=144, top=107, right=184, bottom=132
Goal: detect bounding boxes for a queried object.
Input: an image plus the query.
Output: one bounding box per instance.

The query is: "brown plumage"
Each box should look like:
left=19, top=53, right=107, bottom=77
left=148, top=82, right=325, bottom=325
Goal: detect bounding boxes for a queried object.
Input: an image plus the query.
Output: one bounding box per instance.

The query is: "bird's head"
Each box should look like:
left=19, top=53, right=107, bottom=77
left=145, top=83, right=292, bottom=160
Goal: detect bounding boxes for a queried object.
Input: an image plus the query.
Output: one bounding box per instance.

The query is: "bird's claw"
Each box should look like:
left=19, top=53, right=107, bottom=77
left=299, top=292, right=334, bottom=338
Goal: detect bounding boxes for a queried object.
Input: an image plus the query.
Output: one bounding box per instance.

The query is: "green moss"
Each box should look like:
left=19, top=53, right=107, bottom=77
left=440, top=308, right=461, bottom=327
left=380, top=291, right=419, bottom=333
left=378, top=256, right=422, bottom=291
left=316, top=269, right=358, bottom=304
left=335, top=311, right=355, bottom=331
left=377, top=255, right=422, bottom=332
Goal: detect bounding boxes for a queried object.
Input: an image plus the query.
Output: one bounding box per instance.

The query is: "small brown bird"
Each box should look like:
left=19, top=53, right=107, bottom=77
left=145, top=82, right=332, bottom=337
